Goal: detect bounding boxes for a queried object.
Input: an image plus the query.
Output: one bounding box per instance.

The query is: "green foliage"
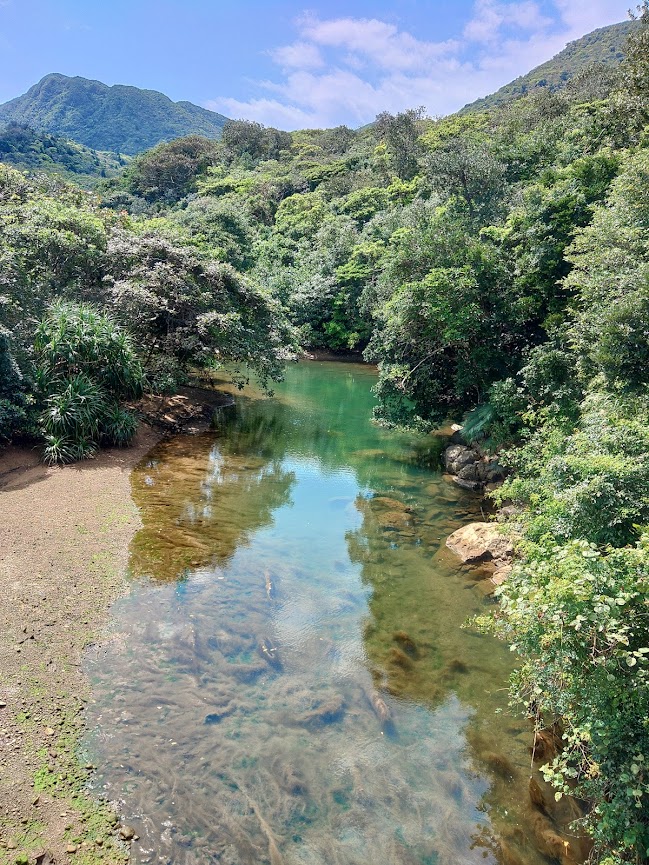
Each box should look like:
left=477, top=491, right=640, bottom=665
left=106, top=228, right=295, bottom=388
left=273, top=191, right=330, bottom=242
left=173, top=197, right=254, bottom=270
left=220, top=120, right=291, bottom=163
left=0, top=122, right=124, bottom=183
left=34, top=302, right=143, bottom=461
left=0, top=325, right=27, bottom=442
left=497, top=394, right=649, bottom=547
left=369, top=252, right=524, bottom=425
left=122, top=136, right=221, bottom=203
left=481, top=139, right=649, bottom=865
left=0, top=174, right=114, bottom=348
left=365, top=205, right=529, bottom=424
left=496, top=150, right=621, bottom=323
left=0, top=166, right=295, bottom=458
left=488, top=538, right=649, bottom=863
left=35, top=301, right=143, bottom=398
left=461, top=403, right=497, bottom=443
left=567, top=149, right=649, bottom=392
left=423, top=134, right=507, bottom=221
left=622, top=1, right=649, bottom=124
left=336, top=187, right=389, bottom=224
left=373, top=109, right=426, bottom=180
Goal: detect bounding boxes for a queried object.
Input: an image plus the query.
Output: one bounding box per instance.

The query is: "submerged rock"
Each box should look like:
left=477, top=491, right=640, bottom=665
left=531, top=726, right=562, bottom=764
left=377, top=510, right=412, bottom=531
left=529, top=774, right=593, bottom=865
left=388, top=646, right=414, bottom=670
left=204, top=708, right=234, bottom=725
left=482, top=751, right=518, bottom=781
left=370, top=496, right=413, bottom=513
left=530, top=811, right=591, bottom=865
left=491, top=563, right=512, bottom=587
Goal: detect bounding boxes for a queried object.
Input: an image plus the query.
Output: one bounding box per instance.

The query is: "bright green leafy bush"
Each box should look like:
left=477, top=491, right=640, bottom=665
left=489, top=538, right=649, bottom=864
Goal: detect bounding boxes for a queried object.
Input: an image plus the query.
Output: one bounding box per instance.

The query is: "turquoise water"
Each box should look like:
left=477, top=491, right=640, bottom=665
left=85, top=360, right=549, bottom=865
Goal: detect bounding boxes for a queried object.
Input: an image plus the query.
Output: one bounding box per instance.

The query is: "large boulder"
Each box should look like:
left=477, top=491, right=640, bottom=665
left=446, top=522, right=513, bottom=566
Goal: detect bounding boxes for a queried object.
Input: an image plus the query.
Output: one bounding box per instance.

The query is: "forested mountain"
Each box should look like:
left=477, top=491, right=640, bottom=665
left=0, top=121, right=126, bottom=184
left=1, top=10, right=648, bottom=863
left=462, top=19, right=638, bottom=113
left=0, top=73, right=229, bottom=155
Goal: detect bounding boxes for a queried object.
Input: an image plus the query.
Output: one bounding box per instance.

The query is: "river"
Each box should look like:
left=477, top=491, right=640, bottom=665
left=84, top=359, right=551, bottom=865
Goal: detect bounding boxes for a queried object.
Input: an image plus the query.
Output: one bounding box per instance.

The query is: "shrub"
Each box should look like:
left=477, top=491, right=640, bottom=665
left=34, top=302, right=143, bottom=462
left=488, top=538, right=649, bottom=864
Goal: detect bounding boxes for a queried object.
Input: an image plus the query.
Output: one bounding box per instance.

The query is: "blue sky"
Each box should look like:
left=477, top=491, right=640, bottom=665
left=0, top=0, right=632, bottom=128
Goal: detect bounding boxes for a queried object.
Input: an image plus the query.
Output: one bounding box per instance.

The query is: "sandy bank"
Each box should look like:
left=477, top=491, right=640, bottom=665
left=0, top=426, right=160, bottom=865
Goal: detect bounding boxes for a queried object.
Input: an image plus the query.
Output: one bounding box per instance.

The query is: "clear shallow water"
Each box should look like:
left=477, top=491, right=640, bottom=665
left=85, top=361, right=550, bottom=865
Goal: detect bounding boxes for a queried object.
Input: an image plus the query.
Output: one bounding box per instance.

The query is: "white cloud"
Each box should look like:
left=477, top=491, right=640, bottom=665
left=297, top=14, right=460, bottom=71
left=464, top=0, right=553, bottom=44
left=205, top=0, right=631, bottom=129
left=214, top=96, right=318, bottom=128
left=271, top=41, right=324, bottom=69
left=555, top=0, right=631, bottom=36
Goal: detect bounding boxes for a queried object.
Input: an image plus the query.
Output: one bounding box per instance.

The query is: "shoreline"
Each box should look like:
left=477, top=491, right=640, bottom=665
left=0, top=425, right=161, bottom=865
left=0, top=393, right=585, bottom=865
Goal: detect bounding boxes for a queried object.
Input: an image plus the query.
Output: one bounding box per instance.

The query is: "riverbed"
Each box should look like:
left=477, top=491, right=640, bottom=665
left=84, top=360, right=550, bottom=865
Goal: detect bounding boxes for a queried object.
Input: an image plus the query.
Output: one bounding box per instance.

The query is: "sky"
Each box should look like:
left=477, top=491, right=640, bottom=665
left=0, top=0, right=633, bottom=129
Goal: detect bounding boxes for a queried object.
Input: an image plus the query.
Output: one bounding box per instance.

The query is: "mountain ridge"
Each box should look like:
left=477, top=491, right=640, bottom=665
left=0, top=73, right=229, bottom=155
left=461, top=19, right=638, bottom=114
left=0, top=19, right=638, bottom=157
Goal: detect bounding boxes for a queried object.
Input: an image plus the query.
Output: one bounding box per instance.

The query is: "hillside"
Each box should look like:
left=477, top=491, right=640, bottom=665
left=0, top=121, right=126, bottom=184
left=0, top=73, right=229, bottom=155
left=462, top=19, right=638, bottom=113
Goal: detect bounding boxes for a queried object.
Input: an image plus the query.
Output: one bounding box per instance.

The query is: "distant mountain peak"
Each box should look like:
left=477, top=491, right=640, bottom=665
left=461, top=19, right=638, bottom=114
left=0, top=73, right=229, bottom=155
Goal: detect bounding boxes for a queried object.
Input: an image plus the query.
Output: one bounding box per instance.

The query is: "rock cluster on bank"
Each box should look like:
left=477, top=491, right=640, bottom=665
left=444, top=443, right=506, bottom=491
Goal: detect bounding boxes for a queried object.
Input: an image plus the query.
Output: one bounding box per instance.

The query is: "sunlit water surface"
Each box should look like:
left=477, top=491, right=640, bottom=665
left=85, top=360, right=550, bottom=865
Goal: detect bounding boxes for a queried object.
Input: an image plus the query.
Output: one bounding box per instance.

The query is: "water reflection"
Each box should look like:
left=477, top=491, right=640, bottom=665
left=85, top=361, right=549, bottom=865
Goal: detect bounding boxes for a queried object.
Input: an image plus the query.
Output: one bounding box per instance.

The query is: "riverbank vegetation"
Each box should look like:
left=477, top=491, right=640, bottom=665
left=0, top=6, right=648, bottom=862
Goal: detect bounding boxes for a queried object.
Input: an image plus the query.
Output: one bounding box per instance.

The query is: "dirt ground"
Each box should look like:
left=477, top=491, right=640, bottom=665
left=0, top=426, right=160, bottom=865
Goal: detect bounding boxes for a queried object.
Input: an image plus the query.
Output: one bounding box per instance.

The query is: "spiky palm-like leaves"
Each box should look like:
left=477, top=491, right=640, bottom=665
left=35, top=302, right=143, bottom=463
left=34, top=302, right=144, bottom=399
left=100, top=403, right=139, bottom=447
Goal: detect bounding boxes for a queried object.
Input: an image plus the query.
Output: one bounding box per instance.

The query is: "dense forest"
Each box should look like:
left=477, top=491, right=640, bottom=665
left=1, top=6, right=648, bottom=863
left=0, top=121, right=126, bottom=184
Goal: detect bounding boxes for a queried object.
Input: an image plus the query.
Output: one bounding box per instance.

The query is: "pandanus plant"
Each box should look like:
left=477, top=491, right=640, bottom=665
left=34, top=301, right=144, bottom=464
